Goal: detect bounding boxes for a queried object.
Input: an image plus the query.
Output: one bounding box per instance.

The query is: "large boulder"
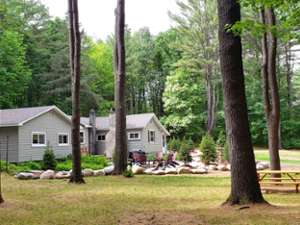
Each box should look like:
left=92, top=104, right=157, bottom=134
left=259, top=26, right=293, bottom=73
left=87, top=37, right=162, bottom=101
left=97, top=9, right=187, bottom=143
left=132, top=165, right=145, bottom=175
left=256, top=161, right=269, bottom=170
left=82, top=169, right=94, bottom=177
left=40, top=170, right=55, bottom=179
left=15, top=172, right=34, bottom=180
left=177, top=166, right=192, bottom=174
left=152, top=169, right=166, bottom=175
left=208, top=165, right=217, bottom=171
left=103, top=165, right=114, bottom=175
left=144, top=168, right=154, bottom=175
left=30, top=170, right=44, bottom=177
left=165, top=167, right=177, bottom=175
left=226, top=164, right=231, bottom=171
left=93, top=169, right=106, bottom=176
left=217, top=164, right=228, bottom=171
left=55, top=171, right=70, bottom=179
left=191, top=168, right=208, bottom=174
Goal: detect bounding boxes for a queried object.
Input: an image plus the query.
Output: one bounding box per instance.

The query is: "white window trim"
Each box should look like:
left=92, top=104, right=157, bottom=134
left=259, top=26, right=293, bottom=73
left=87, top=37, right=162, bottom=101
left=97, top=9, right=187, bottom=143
left=97, top=134, right=106, bottom=142
left=128, top=132, right=141, bottom=141
left=149, top=130, right=155, bottom=144
left=58, top=133, right=70, bottom=146
left=80, top=131, right=85, bottom=144
left=32, top=132, right=47, bottom=147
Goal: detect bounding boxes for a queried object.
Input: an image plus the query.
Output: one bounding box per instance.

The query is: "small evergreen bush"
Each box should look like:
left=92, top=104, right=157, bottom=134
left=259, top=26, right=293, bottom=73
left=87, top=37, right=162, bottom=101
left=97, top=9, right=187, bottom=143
left=42, top=147, right=57, bottom=170
left=168, top=138, right=181, bottom=151
left=178, top=139, right=192, bottom=164
left=217, top=131, right=226, bottom=147
left=200, top=134, right=216, bottom=165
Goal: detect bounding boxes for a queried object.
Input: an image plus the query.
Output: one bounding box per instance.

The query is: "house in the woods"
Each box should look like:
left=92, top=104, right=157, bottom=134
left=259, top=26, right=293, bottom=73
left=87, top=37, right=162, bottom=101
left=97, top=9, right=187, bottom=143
left=0, top=106, right=169, bottom=162
left=81, top=110, right=169, bottom=158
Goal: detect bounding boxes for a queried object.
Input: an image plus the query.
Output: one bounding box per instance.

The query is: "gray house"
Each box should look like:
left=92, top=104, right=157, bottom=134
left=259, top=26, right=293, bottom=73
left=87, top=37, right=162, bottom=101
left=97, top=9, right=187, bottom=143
left=81, top=110, right=170, bottom=158
left=0, top=106, right=89, bottom=162
left=0, top=106, right=169, bottom=162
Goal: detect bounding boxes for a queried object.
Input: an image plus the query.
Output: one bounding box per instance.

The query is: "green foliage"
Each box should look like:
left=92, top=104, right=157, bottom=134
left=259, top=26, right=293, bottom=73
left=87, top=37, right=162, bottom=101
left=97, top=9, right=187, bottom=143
left=81, top=155, right=108, bottom=170
left=162, top=68, right=206, bottom=140
left=0, top=160, right=42, bottom=174
left=168, top=138, right=181, bottom=151
left=217, top=131, right=226, bottom=147
left=146, top=153, right=156, bottom=161
left=122, top=166, right=134, bottom=178
left=0, top=30, right=31, bottom=108
left=178, top=139, right=192, bottom=163
left=42, top=147, right=57, bottom=170
left=56, top=161, right=72, bottom=171
left=200, top=134, right=217, bottom=165
left=222, top=142, right=230, bottom=162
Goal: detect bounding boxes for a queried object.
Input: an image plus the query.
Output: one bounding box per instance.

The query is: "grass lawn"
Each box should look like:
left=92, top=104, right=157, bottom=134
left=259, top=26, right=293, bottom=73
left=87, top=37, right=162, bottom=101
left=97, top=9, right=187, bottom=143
left=254, top=149, right=300, bottom=166
left=0, top=174, right=300, bottom=225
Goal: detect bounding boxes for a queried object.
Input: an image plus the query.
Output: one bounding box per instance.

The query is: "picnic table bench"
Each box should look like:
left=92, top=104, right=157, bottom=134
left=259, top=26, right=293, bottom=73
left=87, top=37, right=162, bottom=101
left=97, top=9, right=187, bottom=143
left=258, top=170, right=300, bottom=193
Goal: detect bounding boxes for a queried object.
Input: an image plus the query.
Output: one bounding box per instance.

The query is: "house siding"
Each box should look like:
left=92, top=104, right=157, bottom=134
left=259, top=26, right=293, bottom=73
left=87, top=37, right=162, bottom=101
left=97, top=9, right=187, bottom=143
left=143, top=119, right=164, bottom=153
left=127, top=129, right=145, bottom=152
left=0, top=127, right=19, bottom=162
left=95, top=130, right=108, bottom=155
left=18, top=110, right=72, bottom=162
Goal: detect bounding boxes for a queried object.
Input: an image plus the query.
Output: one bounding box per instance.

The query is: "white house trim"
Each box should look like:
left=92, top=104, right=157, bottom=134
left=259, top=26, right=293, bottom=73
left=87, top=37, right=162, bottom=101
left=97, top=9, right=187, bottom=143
left=58, top=133, right=70, bottom=146
left=32, top=132, right=47, bottom=147
left=128, top=131, right=141, bottom=141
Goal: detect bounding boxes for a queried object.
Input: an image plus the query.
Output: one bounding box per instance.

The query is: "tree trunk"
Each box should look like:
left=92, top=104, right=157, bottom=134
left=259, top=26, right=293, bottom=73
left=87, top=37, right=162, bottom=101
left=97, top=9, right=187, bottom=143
left=285, top=43, right=292, bottom=109
left=206, top=65, right=215, bottom=135
left=68, top=0, right=84, bottom=183
left=261, top=8, right=281, bottom=172
left=0, top=159, right=4, bottom=204
left=114, top=0, right=128, bottom=174
left=218, top=0, right=265, bottom=205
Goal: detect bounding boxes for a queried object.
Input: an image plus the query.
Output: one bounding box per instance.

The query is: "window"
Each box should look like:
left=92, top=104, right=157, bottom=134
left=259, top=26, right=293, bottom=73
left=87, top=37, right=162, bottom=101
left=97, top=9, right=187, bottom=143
left=98, top=134, right=106, bottom=141
left=148, top=130, right=155, bottom=143
left=80, top=131, right=84, bottom=144
left=32, top=132, right=46, bottom=146
left=58, top=133, right=69, bottom=146
left=162, top=135, right=166, bottom=147
left=128, top=132, right=140, bottom=140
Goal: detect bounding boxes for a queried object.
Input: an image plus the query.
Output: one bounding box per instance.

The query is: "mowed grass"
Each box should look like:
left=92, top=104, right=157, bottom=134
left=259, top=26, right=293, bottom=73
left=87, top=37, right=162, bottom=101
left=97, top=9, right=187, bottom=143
left=255, top=149, right=300, bottom=165
left=0, top=174, right=300, bottom=225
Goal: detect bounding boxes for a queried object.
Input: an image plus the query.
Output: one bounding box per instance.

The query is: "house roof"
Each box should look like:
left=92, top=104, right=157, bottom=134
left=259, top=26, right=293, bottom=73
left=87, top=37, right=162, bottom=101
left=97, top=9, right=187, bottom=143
left=0, top=106, right=169, bottom=135
left=81, top=113, right=170, bottom=135
left=0, top=106, right=71, bottom=127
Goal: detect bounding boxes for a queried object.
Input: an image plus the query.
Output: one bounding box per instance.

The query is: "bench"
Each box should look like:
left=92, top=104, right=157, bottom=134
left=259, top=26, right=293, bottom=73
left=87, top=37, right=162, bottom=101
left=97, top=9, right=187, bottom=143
left=258, top=170, right=300, bottom=193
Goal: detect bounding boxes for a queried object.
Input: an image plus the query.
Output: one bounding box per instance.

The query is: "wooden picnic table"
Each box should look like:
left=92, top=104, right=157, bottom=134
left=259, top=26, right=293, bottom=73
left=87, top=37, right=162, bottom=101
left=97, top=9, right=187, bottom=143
left=258, top=170, right=300, bottom=193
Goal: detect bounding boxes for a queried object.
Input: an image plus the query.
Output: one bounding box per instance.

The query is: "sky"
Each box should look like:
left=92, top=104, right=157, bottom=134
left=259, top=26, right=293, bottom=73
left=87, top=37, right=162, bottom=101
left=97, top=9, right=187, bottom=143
left=40, top=0, right=179, bottom=41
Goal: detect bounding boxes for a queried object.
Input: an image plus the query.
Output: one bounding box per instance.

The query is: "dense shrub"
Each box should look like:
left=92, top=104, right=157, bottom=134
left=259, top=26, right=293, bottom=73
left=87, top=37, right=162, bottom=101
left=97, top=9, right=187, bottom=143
left=42, top=147, right=57, bottom=170
left=217, top=131, right=226, bottom=147
left=168, top=138, right=181, bottom=151
left=200, top=134, right=216, bottom=165
left=20, top=161, right=42, bottom=170
left=56, top=161, right=72, bottom=171
left=187, top=138, right=194, bottom=150
left=123, top=166, right=134, bottom=178
left=56, top=155, right=108, bottom=171
left=0, top=160, right=8, bottom=172
left=178, top=139, right=192, bottom=164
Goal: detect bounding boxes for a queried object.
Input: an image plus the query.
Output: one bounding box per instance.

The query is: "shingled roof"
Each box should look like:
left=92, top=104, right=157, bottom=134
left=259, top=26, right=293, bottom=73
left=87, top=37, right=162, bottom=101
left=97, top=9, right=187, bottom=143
left=0, top=106, right=70, bottom=127
left=81, top=113, right=169, bottom=135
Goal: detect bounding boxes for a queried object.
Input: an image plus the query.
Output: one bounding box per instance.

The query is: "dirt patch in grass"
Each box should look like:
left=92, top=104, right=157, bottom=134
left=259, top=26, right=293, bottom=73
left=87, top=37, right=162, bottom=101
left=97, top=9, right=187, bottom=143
left=118, top=211, right=204, bottom=225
